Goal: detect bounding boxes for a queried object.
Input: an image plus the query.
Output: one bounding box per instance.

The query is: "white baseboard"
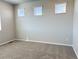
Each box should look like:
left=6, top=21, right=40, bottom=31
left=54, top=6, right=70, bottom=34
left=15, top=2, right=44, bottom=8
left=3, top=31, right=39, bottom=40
left=0, top=39, right=15, bottom=46
left=72, top=46, right=78, bottom=59
left=26, top=40, right=72, bottom=47
left=15, top=39, right=72, bottom=47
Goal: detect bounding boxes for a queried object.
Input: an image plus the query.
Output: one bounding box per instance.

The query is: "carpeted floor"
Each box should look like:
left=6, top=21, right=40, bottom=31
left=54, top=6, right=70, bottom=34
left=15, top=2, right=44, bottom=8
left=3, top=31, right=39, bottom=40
left=0, top=40, right=77, bottom=59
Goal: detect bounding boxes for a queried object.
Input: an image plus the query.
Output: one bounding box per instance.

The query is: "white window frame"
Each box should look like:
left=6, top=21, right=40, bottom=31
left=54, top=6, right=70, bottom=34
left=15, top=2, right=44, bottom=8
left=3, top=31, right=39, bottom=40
left=34, top=6, right=42, bottom=16
left=18, top=8, right=25, bottom=16
left=55, top=3, right=67, bottom=14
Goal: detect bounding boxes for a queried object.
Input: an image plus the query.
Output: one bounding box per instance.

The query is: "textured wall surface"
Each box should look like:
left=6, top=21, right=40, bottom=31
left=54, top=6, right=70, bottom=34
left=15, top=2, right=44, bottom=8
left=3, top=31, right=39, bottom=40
left=73, top=0, right=78, bottom=56
left=15, top=0, right=74, bottom=45
left=0, top=1, right=15, bottom=44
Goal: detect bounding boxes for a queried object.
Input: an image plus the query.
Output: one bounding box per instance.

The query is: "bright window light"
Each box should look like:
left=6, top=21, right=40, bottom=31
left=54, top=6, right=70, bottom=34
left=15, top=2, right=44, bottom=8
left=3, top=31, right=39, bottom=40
left=55, top=3, right=67, bottom=14
left=0, top=16, right=1, bottom=31
left=34, top=6, right=42, bottom=16
left=18, top=8, right=25, bottom=16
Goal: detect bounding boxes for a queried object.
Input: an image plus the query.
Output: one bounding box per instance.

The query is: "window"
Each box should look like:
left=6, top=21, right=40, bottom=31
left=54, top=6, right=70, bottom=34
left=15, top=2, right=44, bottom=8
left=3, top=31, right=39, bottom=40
left=18, top=8, right=25, bottom=16
left=55, top=3, right=67, bottom=14
left=34, top=6, right=42, bottom=16
left=0, top=16, right=1, bottom=31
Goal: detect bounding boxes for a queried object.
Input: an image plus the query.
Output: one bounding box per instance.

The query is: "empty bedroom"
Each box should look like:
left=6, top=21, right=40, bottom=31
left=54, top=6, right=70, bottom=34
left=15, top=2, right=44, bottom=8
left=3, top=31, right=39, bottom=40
left=0, top=0, right=78, bottom=59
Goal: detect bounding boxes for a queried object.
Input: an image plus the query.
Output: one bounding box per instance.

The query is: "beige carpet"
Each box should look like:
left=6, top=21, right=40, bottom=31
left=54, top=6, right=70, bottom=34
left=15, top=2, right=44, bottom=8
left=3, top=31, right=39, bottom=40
left=0, top=40, right=77, bottom=59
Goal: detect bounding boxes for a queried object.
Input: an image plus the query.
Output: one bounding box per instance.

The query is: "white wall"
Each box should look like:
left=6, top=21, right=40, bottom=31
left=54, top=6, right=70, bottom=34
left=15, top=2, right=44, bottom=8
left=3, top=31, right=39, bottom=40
left=0, top=1, right=15, bottom=44
left=15, top=0, right=74, bottom=45
left=73, top=0, right=78, bottom=57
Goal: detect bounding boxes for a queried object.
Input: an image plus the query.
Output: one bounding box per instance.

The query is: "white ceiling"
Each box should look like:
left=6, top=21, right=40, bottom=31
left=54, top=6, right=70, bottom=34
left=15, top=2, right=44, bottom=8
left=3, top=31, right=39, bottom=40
left=3, top=0, right=21, bottom=4
left=2, top=0, right=39, bottom=4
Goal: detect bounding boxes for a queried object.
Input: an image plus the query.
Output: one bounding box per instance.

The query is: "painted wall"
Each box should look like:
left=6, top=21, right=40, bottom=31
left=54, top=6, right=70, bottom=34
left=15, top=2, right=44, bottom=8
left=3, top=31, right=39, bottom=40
left=0, top=1, right=15, bottom=44
left=15, top=0, right=74, bottom=45
left=73, top=0, right=78, bottom=56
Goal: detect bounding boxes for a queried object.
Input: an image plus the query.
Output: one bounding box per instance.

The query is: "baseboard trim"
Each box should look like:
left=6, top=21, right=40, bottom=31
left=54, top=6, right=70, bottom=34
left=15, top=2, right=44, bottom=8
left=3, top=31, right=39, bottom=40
left=27, top=40, right=72, bottom=47
left=15, top=39, right=72, bottom=47
left=72, top=46, right=78, bottom=59
left=0, top=39, right=15, bottom=46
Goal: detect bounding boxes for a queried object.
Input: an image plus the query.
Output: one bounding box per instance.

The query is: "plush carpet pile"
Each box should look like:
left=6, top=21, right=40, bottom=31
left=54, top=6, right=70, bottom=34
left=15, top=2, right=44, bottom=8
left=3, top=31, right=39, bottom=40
left=0, top=40, right=77, bottom=59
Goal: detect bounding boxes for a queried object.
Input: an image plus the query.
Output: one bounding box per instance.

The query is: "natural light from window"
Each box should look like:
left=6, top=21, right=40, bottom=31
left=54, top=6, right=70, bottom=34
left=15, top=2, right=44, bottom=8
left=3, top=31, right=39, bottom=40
left=34, top=6, right=42, bottom=16
left=55, top=3, right=67, bottom=14
left=18, top=8, right=25, bottom=16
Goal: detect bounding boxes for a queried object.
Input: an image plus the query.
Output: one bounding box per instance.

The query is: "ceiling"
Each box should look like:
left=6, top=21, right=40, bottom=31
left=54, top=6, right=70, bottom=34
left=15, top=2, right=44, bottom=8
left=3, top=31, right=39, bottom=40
left=2, top=0, right=39, bottom=4
left=2, top=0, right=21, bottom=4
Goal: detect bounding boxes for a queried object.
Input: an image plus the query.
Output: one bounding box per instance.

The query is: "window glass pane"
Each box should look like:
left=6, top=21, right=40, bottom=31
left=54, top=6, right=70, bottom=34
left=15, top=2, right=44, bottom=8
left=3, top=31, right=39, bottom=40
left=18, top=8, right=25, bottom=16
left=55, top=3, right=66, bottom=14
left=34, top=7, right=42, bottom=16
